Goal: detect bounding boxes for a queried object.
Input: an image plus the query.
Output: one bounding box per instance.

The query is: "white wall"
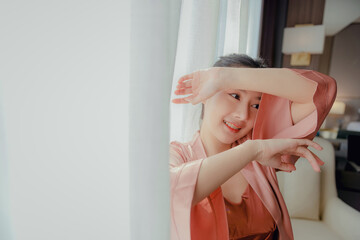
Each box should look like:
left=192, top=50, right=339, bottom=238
left=329, top=23, right=360, bottom=127
left=0, top=1, right=130, bottom=239
left=330, top=24, right=360, bottom=99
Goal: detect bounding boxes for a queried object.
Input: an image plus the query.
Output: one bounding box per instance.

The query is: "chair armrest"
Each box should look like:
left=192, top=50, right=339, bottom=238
left=322, top=197, right=360, bottom=240
left=348, top=161, right=360, bottom=172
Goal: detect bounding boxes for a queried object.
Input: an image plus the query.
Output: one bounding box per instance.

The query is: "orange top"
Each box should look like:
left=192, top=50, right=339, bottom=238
left=224, top=184, right=278, bottom=240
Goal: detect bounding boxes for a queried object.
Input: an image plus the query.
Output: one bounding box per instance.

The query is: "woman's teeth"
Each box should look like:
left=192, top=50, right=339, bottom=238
left=224, top=121, right=240, bottom=130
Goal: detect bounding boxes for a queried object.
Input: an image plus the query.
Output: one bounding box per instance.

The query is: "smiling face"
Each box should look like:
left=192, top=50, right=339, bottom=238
left=201, top=89, right=262, bottom=146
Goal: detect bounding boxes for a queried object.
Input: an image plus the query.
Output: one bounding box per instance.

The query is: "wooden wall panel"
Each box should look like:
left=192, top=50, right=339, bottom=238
left=286, top=0, right=325, bottom=27
left=318, top=36, right=334, bottom=75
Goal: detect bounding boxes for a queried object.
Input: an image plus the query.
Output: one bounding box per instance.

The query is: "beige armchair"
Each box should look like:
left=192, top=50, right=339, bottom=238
left=277, top=137, right=360, bottom=240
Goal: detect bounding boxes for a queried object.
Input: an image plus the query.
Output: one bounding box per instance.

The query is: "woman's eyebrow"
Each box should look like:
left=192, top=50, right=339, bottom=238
left=231, top=89, right=243, bottom=93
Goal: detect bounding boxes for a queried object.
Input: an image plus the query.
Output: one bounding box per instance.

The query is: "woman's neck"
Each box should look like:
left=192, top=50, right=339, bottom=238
left=200, top=128, right=231, bottom=157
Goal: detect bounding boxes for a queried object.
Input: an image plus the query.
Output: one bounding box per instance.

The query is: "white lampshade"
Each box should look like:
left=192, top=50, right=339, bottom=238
left=329, top=101, right=346, bottom=115
left=282, top=25, right=325, bottom=54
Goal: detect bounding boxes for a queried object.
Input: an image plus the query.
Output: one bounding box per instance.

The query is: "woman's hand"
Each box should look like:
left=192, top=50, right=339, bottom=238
left=172, top=67, right=225, bottom=105
left=252, top=138, right=324, bottom=172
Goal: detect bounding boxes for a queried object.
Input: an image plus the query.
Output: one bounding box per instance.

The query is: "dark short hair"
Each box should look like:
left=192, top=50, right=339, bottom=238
left=213, top=53, right=267, bottom=68
left=200, top=54, right=267, bottom=121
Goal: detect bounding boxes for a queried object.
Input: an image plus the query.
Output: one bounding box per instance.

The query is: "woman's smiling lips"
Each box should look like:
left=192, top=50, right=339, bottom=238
left=223, top=120, right=241, bottom=133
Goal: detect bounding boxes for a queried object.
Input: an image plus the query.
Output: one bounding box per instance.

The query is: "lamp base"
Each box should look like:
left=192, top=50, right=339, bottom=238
left=290, top=52, right=311, bottom=66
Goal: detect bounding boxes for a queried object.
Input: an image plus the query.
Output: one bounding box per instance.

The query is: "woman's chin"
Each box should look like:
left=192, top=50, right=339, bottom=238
left=217, top=134, right=244, bottom=145
left=217, top=130, right=250, bottom=145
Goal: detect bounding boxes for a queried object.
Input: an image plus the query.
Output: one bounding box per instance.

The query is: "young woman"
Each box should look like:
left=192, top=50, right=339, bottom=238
left=170, top=54, right=337, bottom=240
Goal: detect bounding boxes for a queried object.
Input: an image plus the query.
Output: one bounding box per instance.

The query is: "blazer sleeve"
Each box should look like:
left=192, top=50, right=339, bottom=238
left=252, top=69, right=337, bottom=166
left=169, top=141, right=204, bottom=240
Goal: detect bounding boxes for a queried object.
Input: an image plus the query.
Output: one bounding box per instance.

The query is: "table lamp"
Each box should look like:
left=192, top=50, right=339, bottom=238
left=282, top=24, right=325, bottom=66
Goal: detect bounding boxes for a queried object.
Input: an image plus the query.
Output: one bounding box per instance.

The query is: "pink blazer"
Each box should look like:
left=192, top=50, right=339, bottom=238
left=170, top=69, right=337, bottom=240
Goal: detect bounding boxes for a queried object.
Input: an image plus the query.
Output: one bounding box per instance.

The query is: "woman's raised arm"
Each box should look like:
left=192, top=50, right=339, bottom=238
left=173, top=67, right=320, bottom=124
left=223, top=68, right=320, bottom=124
left=174, top=68, right=317, bottom=104
left=221, top=68, right=317, bottom=104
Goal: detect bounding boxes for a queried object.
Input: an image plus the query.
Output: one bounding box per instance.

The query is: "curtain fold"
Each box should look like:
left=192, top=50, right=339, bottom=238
left=129, top=0, right=181, bottom=239
left=0, top=94, right=11, bottom=240
left=170, top=0, right=221, bottom=143
left=246, top=0, right=264, bottom=58
left=170, top=0, right=264, bottom=143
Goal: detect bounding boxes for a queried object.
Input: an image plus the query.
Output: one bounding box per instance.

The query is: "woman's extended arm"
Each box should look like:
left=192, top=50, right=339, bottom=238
left=221, top=68, right=317, bottom=104
left=173, top=68, right=318, bottom=124
left=192, top=140, right=257, bottom=206
left=191, top=138, right=323, bottom=206
left=222, top=68, right=318, bottom=124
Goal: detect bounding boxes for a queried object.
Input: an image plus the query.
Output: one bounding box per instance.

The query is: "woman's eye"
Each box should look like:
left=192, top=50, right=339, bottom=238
left=252, top=104, right=260, bottom=109
left=229, top=93, right=240, bottom=100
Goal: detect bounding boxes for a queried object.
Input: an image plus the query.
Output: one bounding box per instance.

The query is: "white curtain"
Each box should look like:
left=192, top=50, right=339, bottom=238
left=0, top=0, right=181, bottom=239
left=1, top=1, right=131, bottom=239
left=0, top=93, right=10, bottom=239
left=0, top=0, right=263, bottom=239
left=170, top=0, right=264, bottom=143
left=170, top=0, right=221, bottom=143
left=129, top=0, right=181, bottom=239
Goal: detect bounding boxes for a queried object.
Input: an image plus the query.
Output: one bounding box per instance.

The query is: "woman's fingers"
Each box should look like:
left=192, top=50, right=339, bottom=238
left=174, top=87, right=193, bottom=95
left=176, top=80, right=192, bottom=89
left=172, top=98, right=190, bottom=104
left=178, top=73, right=194, bottom=84
left=302, top=148, right=321, bottom=172
left=257, top=138, right=324, bottom=173
left=311, top=151, right=325, bottom=166
left=278, top=162, right=296, bottom=172
left=292, top=147, right=321, bottom=172
left=172, top=94, right=197, bottom=104
left=300, top=138, right=323, bottom=151
left=296, top=139, right=324, bottom=168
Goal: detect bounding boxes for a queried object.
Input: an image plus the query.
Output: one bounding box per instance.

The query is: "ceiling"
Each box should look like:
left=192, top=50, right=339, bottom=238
left=323, top=0, right=360, bottom=36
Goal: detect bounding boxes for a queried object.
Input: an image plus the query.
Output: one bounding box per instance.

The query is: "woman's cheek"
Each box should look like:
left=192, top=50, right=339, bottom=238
left=249, top=111, right=258, bottom=125
left=249, top=109, right=256, bottom=117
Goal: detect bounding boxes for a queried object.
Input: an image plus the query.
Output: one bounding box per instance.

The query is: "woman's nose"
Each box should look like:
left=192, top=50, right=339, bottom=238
left=234, top=104, right=249, bottom=120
